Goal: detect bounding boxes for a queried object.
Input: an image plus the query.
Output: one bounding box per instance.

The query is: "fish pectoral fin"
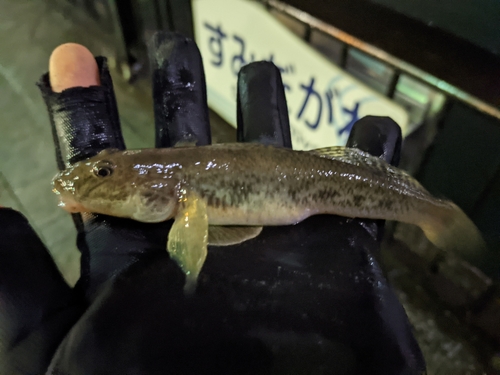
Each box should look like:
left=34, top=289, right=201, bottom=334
left=167, top=191, right=208, bottom=294
left=208, top=225, right=263, bottom=246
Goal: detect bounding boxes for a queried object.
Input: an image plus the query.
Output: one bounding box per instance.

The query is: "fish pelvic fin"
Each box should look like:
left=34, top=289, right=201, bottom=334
left=167, top=190, right=208, bottom=295
left=419, top=202, right=487, bottom=262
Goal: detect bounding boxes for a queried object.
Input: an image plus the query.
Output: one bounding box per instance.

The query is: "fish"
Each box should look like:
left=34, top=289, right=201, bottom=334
left=52, top=143, right=486, bottom=292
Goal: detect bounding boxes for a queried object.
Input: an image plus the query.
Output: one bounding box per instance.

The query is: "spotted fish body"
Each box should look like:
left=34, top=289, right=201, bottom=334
left=158, top=145, right=435, bottom=227
left=52, top=143, right=485, bottom=291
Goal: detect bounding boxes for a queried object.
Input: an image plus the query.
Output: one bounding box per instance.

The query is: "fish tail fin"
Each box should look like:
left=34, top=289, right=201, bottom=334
left=419, top=202, right=487, bottom=261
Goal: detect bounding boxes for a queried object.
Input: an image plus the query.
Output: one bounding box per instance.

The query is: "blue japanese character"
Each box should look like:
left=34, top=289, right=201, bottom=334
left=232, top=35, right=255, bottom=75
left=325, top=88, right=335, bottom=125
left=338, top=102, right=360, bottom=136
left=297, top=77, right=322, bottom=130
left=204, top=22, right=227, bottom=67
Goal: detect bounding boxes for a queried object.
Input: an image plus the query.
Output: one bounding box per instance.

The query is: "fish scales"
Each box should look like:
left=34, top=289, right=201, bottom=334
left=172, top=144, right=438, bottom=226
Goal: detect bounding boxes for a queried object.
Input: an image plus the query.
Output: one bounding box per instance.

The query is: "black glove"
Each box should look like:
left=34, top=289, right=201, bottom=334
left=0, top=32, right=425, bottom=375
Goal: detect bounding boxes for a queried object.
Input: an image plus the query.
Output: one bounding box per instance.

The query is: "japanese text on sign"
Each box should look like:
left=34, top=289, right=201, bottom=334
left=194, top=0, right=408, bottom=150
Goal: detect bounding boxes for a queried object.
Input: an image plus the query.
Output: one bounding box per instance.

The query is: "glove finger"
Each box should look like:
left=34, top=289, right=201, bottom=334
left=38, top=44, right=174, bottom=300
left=236, top=61, right=292, bottom=148
left=346, top=115, right=402, bottom=166
left=37, top=43, right=125, bottom=169
left=345, top=115, right=403, bottom=240
left=148, top=32, right=211, bottom=148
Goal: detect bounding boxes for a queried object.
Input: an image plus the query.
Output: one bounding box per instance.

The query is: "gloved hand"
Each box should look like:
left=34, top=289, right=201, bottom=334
left=0, top=32, right=426, bottom=375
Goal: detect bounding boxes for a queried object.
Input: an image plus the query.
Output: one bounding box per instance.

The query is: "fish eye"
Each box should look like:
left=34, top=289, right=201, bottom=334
left=93, top=162, right=114, bottom=178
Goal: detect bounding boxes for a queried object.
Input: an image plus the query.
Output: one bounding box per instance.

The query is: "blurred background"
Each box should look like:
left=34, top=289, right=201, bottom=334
left=0, top=0, right=499, bottom=373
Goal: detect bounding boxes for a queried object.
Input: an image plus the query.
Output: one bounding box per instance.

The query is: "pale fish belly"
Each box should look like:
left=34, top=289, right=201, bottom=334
left=205, top=198, right=317, bottom=226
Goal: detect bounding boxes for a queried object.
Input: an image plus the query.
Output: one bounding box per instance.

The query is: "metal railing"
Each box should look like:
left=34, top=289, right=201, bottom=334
left=264, top=0, right=500, bottom=123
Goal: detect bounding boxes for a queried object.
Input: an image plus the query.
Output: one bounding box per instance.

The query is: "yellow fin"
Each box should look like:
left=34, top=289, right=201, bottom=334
left=208, top=226, right=263, bottom=246
left=167, top=190, right=208, bottom=294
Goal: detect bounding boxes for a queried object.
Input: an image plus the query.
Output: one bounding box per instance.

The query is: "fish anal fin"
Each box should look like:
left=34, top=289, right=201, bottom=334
left=208, top=226, right=263, bottom=246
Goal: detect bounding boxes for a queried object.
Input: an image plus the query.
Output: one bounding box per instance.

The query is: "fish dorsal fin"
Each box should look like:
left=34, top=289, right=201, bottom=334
left=311, top=146, right=427, bottom=193
left=311, top=146, right=384, bottom=167
left=208, top=226, right=263, bottom=246
left=311, top=146, right=400, bottom=175
left=311, top=146, right=355, bottom=158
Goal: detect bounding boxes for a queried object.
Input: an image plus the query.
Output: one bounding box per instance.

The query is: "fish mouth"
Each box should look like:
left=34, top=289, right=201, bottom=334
left=52, top=178, right=86, bottom=213
left=58, top=197, right=88, bottom=213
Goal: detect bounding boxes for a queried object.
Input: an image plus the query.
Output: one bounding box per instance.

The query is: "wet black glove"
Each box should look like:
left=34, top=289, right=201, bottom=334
left=0, top=32, right=425, bottom=375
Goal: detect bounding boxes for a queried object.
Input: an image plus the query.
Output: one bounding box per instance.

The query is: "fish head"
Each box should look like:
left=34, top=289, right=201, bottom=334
left=52, top=149, right=179, bottom=223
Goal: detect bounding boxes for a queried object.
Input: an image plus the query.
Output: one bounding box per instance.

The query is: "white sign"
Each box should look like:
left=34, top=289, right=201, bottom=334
left=193, top=0, right=409, bottom=150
